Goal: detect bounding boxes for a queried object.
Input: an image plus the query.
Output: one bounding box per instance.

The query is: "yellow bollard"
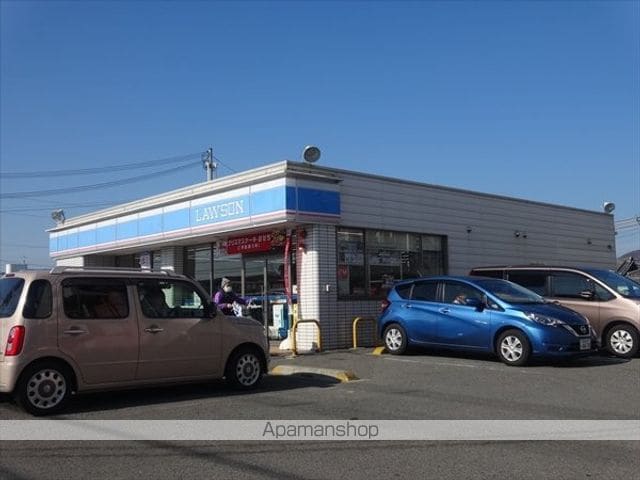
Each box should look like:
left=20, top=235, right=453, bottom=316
left=292, top=319, right=322, bottom=355
left=352, top=316, right=377, bottom=349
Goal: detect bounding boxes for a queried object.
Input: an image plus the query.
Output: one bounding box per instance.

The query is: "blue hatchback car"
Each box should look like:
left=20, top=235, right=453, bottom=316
left=378, top=276, right=595, bottom=365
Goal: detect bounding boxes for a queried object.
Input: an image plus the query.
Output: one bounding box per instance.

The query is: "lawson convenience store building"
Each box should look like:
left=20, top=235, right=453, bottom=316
left=48, top=161, right=617, bottom=349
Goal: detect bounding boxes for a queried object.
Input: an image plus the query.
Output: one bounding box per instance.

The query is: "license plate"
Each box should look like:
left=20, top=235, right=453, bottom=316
left=580, top=338, right=591, bottom=350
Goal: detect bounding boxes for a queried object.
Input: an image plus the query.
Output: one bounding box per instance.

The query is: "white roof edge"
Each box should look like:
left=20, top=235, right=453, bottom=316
left=47, top=160, right=341, bottom=232
left=47, top=159, right=610, bottom=233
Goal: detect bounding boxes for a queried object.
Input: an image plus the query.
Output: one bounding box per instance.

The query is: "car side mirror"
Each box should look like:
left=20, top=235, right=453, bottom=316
left=465, top=298, right=486, bottom=312
left=579, top=290, right=595, bottom=300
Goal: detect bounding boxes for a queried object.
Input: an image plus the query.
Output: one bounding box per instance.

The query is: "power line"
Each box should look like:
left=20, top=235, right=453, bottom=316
left=212, top=155, right=238, bottom=174
left=615, top=218, right=640, bottom=228
left=0, top=196, right=139, bottom=208
left=617, top=226, right=640, bottom=233
left=616, top=230, right=639, bottom=238
left=0, top=160, right=201, bottom=199
left=0, top=212, right=50, bottom=218
left=0, top=152, right=202, bottom=178
left=0, top=243, right=48, bottom=249
left=0, top=201, right=127, bottom=213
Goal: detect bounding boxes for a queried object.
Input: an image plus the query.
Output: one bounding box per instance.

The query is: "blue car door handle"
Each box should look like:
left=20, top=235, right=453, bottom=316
left=403, top=304, right=412, bottom=309
left=439, top=308, right=450, bottom=314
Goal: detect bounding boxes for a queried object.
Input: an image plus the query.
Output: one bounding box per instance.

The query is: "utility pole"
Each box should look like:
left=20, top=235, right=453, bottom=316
left=202, top=147, right=216, bottom=181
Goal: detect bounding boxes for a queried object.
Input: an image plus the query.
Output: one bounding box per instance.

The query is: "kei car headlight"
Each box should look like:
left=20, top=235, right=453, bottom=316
left=525, top=312, right=566, bottom=326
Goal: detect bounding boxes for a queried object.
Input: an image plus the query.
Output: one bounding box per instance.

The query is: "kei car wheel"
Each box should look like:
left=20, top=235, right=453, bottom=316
left=605, top=325, right=639, bottom=358
left=497, top=330, right=531, bottom=366
left=383, top=323, right=407, bottom=355
left=225, top=347, right=264, bottom=389
left=15, top=362, right=73, bottom=416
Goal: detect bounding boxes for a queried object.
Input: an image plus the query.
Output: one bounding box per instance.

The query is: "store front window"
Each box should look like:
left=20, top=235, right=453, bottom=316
left=213, top=252, right=243, bottom=296
left=184, top=245, right=214, bottom=296
left=183, top=230, right=297, bottom=340
left=337, top=228, right=447, bottom=299
left=421, top=235, right=446, bottom=276
left=116, top=252, right=156, bottom=270
left=366, top=230, right=422, bottom=299
left=337, top=229, right=366, bottom=297
left=115, top=254, right=135, bottom=268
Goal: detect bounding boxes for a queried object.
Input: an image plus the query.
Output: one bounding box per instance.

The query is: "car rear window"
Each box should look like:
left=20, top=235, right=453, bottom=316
left=412, top=281, right=438, bottom=301
left=0, top=277, right=25, bottom=317
left=62, top=278, right=129, bottom=319
left=470, top=269, right=503, bottom=279
left=395, top=284, right=412, bottom=299
left=23, top=279, right=53, bottom=319
left=507, top=271, right=548, bottom=296
left=550, top=272, right=595, bottom=299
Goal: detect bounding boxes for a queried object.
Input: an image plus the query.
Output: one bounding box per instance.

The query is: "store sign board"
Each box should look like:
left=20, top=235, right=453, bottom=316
left=192, top=197, right=249, bottom=226
left=225, top=231, right=286, bottom=255
left=49, top=180, right=340, bottom=257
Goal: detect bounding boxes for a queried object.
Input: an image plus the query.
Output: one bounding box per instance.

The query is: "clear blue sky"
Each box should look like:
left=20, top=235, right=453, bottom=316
left=1, top=0, right=638, bottom=267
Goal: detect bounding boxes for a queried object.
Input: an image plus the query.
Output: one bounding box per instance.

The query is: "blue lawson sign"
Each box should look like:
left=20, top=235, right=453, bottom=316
left=50, top=183, right=340, bottom=257
left=192, top=198, right=249, bottom=225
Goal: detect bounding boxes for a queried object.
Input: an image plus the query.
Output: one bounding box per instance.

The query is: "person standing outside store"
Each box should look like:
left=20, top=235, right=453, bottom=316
left=213, top=277, right=246, bottom=315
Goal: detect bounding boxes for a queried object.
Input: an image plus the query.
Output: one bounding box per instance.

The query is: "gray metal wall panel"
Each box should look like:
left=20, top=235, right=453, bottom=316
left=337, top=172, right=616, bottom=274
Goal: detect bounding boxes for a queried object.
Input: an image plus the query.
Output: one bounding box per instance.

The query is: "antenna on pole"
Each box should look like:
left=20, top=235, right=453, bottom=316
left=202, top=147, right=217, bottom=181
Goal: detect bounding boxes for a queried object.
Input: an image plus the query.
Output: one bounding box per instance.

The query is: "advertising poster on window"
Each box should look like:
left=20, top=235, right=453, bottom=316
left=368, top=250, right=401, bottom=266
left=223, top=230, right=286, bottom=255
left=338, top=242, right=364, bottom=265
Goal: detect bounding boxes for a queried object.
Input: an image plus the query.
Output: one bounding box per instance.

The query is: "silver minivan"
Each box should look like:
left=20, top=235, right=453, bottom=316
left=0, top=267, right=269, bottom=415
left=470, top=266, right=640, bottom=358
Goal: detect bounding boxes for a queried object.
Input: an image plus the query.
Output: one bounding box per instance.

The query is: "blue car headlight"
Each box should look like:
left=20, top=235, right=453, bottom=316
left=525, top=312, right=566, bottom=327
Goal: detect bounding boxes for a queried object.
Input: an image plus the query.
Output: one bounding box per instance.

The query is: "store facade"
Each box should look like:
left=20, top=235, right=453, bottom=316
left=48, top=161, right=617, bottom=349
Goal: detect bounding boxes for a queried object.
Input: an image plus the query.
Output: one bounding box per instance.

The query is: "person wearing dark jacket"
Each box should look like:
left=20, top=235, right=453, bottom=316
left=213, top=277, right=246, bottom=315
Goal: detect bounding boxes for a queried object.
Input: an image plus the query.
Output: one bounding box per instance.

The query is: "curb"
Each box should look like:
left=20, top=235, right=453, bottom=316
left=371, top=346, right=387, bottom=356
left=269, top=365, right=359, bottom=383
left=269, top=349, right=291, bottom=357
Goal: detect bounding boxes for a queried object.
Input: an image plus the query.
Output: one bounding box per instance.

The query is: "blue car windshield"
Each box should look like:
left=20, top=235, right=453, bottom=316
left=584, top=269, right=640, bottom=299
left=474, top=278, right=545, bottom=305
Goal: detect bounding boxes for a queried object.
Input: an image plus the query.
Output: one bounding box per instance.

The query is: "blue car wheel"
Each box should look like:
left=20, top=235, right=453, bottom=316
left=497, top=329, right=531, bottom=366
left=384, top=323, right=407, bottom=355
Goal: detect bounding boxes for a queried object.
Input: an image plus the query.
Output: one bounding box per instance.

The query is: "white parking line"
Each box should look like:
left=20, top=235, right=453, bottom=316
left=382, top=356, right=542, bottom=374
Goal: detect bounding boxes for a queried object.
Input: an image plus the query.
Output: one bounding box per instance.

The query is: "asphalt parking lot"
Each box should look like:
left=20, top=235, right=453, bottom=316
left=2, top=348, right=636, bottom=420
left=0, top=349, right=638, bottom=479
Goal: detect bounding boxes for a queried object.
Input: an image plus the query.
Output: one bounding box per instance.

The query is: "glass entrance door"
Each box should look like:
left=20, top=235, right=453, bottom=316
left=243, top=253, right=288, bottom=339
left=244, top=257, right=268, bottom=328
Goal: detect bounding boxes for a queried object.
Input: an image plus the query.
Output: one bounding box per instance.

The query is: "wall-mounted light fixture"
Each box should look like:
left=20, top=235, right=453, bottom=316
left=514, top=230, right=521, bottom=238
left=466, top=226, right=472, bottom=234
left=587, top=238, right=593, bottom=245
left=303, top=145, right=321, bottom=164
